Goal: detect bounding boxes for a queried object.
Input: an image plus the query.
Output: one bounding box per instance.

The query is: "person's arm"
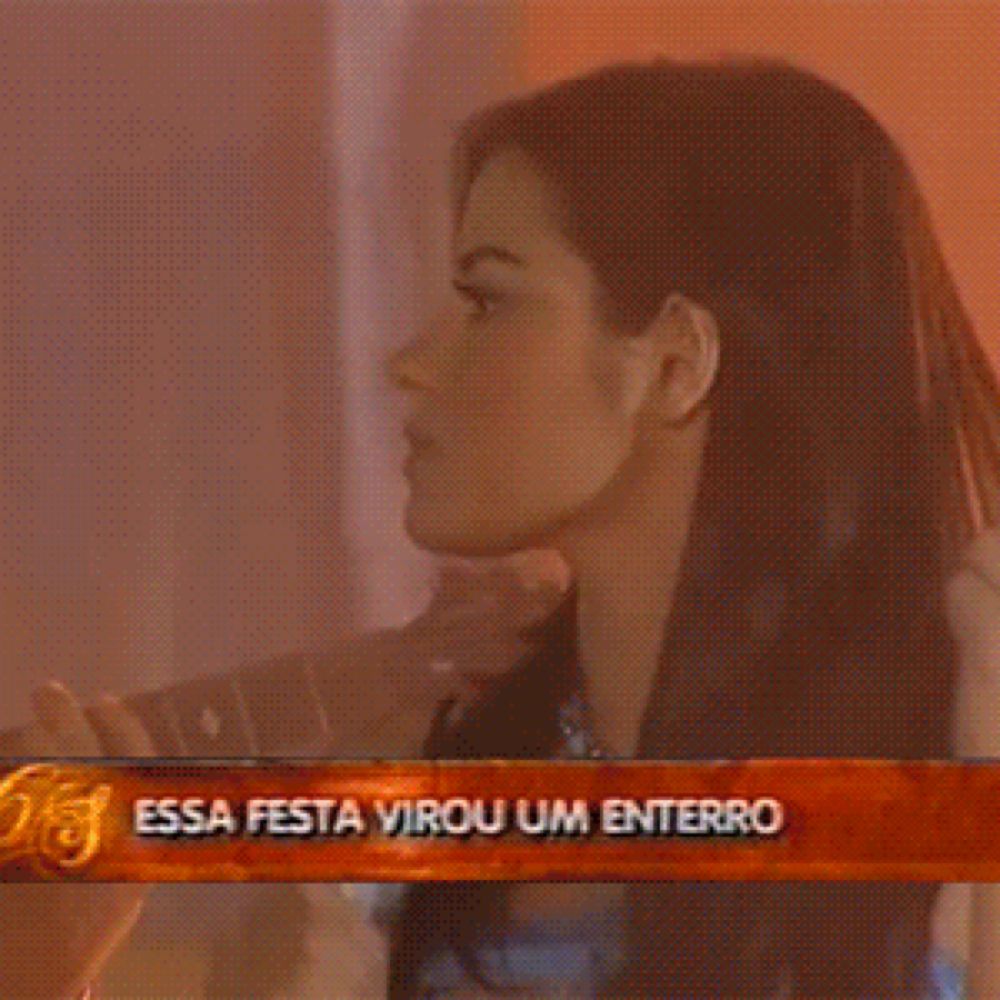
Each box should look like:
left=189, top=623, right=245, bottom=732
left=946, top=526, right=1000, bottom=999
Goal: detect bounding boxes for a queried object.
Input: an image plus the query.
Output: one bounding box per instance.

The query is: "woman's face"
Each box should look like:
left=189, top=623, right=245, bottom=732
left=390, top=148, right=644, bottom=557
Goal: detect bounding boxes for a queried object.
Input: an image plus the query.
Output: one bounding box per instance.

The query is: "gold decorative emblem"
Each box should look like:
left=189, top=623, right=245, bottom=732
left=0, top=764, right=111, bottom=874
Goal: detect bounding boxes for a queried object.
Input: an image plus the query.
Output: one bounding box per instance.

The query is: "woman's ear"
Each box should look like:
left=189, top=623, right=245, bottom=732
left=638, top=292, right=721, bottom=425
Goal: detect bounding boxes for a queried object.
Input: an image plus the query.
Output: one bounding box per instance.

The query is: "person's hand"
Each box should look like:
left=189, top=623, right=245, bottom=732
left=410, top=550, right=570, bottom=641
left=946, top=527, right=1000, bottom=757
left=365, top=552, right=570, bottom=756
left=0, top=682, right=155, bottom=998
left=412, top=551, right=569, bottom=684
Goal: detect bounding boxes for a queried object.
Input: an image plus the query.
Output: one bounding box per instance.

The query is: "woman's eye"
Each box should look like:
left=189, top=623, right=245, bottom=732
left=452, top=281, right=502, bottom=321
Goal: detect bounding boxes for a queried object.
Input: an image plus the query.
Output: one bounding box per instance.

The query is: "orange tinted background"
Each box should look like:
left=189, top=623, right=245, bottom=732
left=520, top=0, right=1000, bottom=372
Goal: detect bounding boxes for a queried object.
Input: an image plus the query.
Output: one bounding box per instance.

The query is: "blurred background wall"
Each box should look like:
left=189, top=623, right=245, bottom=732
left=0, top=3, right=348, bottom=720
left=0, top=0, right=996, bottom=994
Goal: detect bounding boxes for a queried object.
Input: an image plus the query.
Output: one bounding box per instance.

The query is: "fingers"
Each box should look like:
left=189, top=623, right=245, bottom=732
left=89, top=694, right=156, bottom=758
left=435, top=673, right=488, bottom=727
left=31, top=681, right=101, bottom=757
left=27, top=683, right=155, bottom=758
left=959, top=526, right=1000, bottom=592
left=489, top=553, right=569, bottom=628
left=436, top=560, right=479, bottom=597
left=422, top=555, right=571, bottom=641
left=946, top=566, right=1000, bottom=656
left=501, top=548, right=572, bottom=592
left=16, top=720, right=58, bottom=756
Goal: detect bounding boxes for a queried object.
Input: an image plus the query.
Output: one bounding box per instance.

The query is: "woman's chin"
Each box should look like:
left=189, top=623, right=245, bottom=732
left=403, top=505, right=473, bottom=555
left=403, top=504, right=524, bottom=559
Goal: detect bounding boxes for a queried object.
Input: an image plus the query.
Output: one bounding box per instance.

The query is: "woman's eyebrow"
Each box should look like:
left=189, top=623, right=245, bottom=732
left=454, top=245, right=527, bottom=274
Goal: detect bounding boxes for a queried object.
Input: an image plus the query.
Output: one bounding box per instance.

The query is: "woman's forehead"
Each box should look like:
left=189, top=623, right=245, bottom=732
left=453, top=149, right=585, bottom=280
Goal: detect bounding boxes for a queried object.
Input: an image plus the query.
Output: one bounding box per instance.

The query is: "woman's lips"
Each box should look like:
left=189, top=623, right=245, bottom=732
left=403, top=423, right=438, bottom=477
left=403, top=446, right=435, bottom=480
left=404, top=422, right=437, bottom=452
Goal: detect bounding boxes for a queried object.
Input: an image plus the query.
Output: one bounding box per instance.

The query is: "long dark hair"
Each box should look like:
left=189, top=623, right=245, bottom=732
left=388, top=56, right=1000, bottom=998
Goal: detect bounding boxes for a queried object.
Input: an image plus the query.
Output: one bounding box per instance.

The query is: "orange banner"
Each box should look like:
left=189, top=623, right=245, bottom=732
left=1, top=759, right=998, bottom=882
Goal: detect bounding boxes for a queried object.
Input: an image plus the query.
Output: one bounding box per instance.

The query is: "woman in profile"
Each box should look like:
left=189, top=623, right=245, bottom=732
left=385, top=56, right=1000, bottom=997
left=3, top=55, right=1000, bottom=999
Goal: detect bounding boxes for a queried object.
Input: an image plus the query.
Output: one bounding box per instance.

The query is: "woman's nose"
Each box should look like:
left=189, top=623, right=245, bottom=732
left=386, top=333, right=436, bottom=393
left=387, top=308, right=457, bottom=393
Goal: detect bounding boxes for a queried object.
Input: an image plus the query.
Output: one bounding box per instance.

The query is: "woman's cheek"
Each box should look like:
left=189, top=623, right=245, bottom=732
left=439, top=317, right=627, bottom=533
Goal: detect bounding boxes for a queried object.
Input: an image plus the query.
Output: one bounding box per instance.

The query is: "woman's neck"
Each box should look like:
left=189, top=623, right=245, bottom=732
left=551, top=417, right=708, bottom=756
